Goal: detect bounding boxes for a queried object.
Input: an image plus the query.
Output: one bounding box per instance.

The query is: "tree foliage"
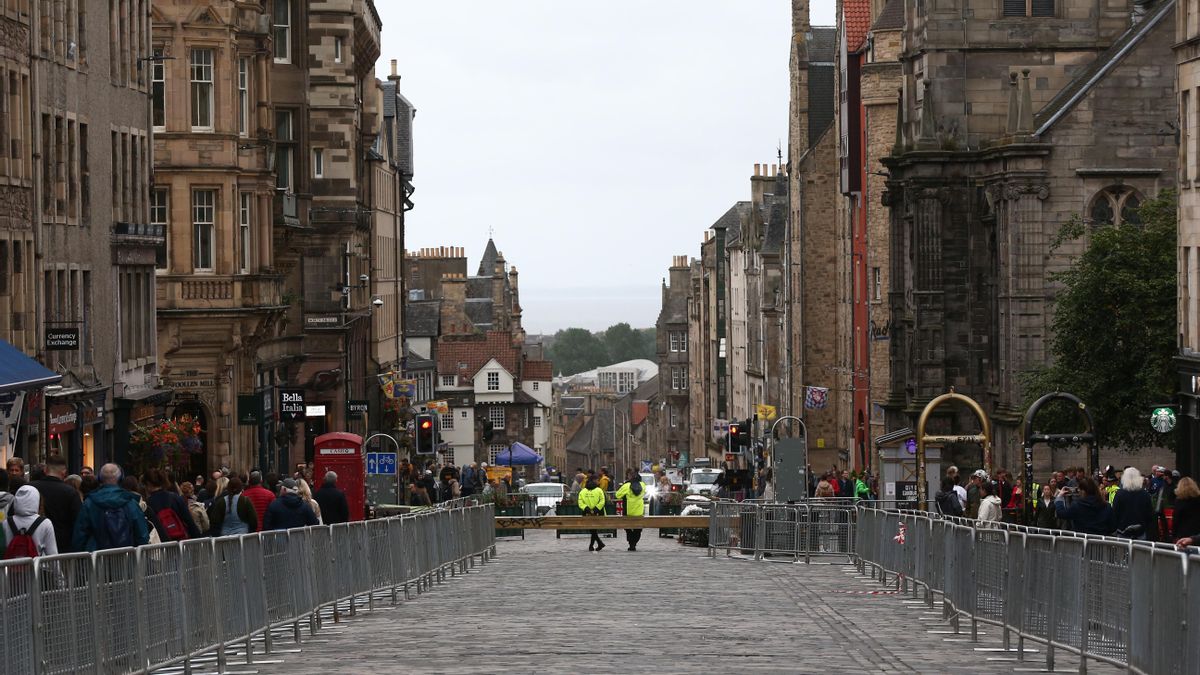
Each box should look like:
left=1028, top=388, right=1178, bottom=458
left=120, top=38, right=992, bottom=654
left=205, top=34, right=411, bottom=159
left=545, top=323, right=656, bottom=376
left=1021, top=191, right=1177, bottom=451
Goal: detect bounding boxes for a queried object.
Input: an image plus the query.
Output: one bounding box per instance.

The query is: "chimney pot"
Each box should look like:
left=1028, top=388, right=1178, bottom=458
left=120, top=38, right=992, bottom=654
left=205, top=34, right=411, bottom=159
left=390, top=60, right=398, bottom=77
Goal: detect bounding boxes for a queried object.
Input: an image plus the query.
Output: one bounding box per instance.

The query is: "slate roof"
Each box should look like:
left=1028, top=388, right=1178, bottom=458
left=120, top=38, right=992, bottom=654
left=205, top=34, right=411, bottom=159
left=524, top=360, right=553, bottom=380
left=632, top=374, right=659, bottom=401
left=566, top=418, right=594, bottom=452
left=871, top=0, right=905, bottom=31
left=405, top=301, right=440, bottom=337
left=477, top=238, right=499, bottom=276
left=809, top=27, right=838, bottom=150
left=843, top=0, right=872, bottom=52
left=466, top=277, right=491, bottom=299
left=465, top=298, right=493, bottom=327
left=437, top=331, right=520, bottom=380
left=1034, top=0, right=1175, bottom=136
left=713, top=202, right=752, bottom=248
left=593, top=409, right=614, bottom=451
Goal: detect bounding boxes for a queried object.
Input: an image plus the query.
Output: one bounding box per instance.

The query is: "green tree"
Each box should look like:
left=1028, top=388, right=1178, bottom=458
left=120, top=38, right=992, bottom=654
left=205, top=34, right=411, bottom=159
left=1021, top=191, right=1177, bottom=451
left=603, top=323, right=653, bottom=362
left=546, top=328, right=610, bottom=376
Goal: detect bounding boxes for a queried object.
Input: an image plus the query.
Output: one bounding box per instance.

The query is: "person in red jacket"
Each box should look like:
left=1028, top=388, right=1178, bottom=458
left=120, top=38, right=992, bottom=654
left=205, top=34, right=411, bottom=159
left=242, top=471, right=276, bottom=527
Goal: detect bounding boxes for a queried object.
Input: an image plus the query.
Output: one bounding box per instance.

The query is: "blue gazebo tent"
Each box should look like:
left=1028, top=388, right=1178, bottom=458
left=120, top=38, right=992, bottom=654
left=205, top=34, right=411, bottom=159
left=495, top=442, right=542, bottom=466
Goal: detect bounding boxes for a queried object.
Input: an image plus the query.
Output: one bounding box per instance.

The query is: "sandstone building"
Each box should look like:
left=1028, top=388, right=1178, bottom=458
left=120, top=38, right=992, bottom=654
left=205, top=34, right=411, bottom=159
left=1178, top=0, right=1200, bottom=474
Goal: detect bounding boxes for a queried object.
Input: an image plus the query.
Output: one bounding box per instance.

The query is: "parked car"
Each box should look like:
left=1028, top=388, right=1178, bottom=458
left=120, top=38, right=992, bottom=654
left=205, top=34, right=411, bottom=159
left=520, top=482, right=566, bottom=515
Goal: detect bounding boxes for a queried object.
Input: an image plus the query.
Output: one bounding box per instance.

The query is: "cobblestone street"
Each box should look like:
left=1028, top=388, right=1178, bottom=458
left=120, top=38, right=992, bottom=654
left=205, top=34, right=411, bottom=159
left=253, top=529, right=1114, bottom=674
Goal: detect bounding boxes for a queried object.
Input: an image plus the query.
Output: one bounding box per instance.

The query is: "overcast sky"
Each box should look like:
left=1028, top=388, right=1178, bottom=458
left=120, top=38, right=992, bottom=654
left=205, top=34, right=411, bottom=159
left=378, top=1, right=836, bottom=334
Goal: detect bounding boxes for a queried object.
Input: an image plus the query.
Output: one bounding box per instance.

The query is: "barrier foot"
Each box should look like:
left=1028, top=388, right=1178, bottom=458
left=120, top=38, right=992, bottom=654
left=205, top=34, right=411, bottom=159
left=970, top=617, right=979, bottom=643
left=369, top=590, right=375, bottom=612
left=217, top=642, right=227, bottom=674
left=1017, top=635, right=1025, bottom=662
left=293, top=620, right=302, bottom=644
left=184, top=657, right=193, bottom=675
left=1002, top=625, right=1010, bottom=651
left=245, top=635, right=255, bottom=665
left=350, top=596, right=358, bottom=617
left=264, top=625, right=274, bottom=655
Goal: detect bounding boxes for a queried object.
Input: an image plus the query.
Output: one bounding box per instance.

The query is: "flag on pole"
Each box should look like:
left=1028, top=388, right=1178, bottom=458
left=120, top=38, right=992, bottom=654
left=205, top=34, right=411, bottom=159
left=755, top=404, right=777, bottom=421
left=804, top=386, right=829, bottom=410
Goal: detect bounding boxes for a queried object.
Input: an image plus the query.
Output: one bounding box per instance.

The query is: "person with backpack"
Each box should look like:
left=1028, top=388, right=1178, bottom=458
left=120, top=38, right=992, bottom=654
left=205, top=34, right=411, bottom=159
left=71, top=464, right=149, bottom=552
left=262, top=479, right=319, bottom=530
left=144, top=469, right=201, bottom=541
left=206, top=476, right=258, bottom=536
left=3, top=485, right=57, bottom=559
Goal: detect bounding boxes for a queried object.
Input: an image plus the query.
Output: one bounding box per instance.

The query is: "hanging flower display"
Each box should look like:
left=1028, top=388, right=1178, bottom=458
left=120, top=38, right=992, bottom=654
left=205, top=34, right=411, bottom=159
left=129, top=415, right=204, bottom=475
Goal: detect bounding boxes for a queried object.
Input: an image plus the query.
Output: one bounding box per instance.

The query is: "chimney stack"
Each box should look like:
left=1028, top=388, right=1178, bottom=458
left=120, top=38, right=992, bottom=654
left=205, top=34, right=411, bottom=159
left=388, top=59, right=400, bottom=83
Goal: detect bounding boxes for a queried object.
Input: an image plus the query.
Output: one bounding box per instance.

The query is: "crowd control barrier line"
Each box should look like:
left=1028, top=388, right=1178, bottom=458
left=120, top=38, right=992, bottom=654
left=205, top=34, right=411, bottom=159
left=848, top=505, right=1199, bottom=674
left=3, top=501, right=495, bottom=675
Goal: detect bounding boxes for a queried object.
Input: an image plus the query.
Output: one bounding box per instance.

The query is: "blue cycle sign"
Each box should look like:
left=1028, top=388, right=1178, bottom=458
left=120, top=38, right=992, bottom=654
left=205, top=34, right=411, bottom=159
left=366, top=452, right=397, bottom=475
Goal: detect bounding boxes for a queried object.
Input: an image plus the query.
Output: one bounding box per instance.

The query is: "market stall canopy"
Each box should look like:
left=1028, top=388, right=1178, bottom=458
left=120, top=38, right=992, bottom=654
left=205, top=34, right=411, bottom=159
left=0, top=339, right=60, bottom=394
left=495, top=442, right=543, bottom=466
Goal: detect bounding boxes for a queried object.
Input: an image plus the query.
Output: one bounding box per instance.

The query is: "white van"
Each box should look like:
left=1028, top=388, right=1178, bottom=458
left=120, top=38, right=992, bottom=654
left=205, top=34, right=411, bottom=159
left=687, top=468, right=723, bottom=497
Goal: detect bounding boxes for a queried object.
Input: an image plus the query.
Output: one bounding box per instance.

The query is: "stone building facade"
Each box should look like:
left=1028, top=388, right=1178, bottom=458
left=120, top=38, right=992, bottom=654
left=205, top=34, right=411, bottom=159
left=1177, top=0, right=1200, bottom=475
left=882, top=0, right=1177, bottom=470
left=0, top=0, right=164, bottom=472
left=656, top=255, right=691, bottom=464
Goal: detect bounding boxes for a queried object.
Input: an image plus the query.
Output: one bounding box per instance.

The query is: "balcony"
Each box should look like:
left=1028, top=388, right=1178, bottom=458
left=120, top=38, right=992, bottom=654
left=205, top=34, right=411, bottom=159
left=159, top=274, right=285, bottom=312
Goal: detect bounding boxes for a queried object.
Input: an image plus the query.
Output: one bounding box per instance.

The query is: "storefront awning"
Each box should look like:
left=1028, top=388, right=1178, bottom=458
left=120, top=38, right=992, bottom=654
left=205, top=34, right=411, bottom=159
left=0, top=339, right=60, bottom=394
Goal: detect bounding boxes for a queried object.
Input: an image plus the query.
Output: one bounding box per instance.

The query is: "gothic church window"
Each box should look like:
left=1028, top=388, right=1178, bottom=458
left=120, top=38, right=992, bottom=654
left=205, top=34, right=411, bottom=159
left=1089, top=186, right=1143, bottom=226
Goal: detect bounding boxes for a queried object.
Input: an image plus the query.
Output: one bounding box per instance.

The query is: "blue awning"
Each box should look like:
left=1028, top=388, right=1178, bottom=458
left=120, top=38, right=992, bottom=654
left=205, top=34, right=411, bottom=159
left=495, top=442, right=543, bottom=466
left=0, top=339, right=60, bottom=394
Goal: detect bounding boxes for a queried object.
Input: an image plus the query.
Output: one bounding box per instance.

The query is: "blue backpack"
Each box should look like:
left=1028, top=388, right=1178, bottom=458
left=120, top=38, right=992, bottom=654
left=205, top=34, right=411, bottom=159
left=99, top=505, right=134, bottom=549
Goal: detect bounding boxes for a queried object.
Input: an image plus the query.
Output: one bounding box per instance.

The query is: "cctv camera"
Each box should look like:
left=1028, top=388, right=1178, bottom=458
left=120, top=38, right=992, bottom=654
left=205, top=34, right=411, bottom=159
left=372, top=297, right=384, bottom=307
left=359, top=274, right=369, bottom=282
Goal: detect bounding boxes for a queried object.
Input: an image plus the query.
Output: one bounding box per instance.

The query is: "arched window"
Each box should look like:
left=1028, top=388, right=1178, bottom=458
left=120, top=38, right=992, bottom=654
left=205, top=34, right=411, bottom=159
left=1089, top=186, right=1143, bottom=226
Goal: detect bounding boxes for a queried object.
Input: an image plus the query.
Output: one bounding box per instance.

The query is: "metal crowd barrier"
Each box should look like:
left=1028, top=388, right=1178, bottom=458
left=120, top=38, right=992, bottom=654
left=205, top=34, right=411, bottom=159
left=1, top=502, right=496, bottom=675
left=854, top=506, right=1200, bottom=674
left=707, top=500, right=858, bottom=562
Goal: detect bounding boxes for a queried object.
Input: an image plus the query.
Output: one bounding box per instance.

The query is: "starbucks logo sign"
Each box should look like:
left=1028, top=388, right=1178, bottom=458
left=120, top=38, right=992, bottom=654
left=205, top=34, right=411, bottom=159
left=1151, top=407, right=1177, bottom=433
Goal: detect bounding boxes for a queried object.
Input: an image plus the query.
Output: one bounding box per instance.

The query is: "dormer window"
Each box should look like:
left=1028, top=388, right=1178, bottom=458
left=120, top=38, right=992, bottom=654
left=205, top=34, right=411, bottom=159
left=486, top=371, right=500, bottom=391
left=441, top=375, right=455, bottom=387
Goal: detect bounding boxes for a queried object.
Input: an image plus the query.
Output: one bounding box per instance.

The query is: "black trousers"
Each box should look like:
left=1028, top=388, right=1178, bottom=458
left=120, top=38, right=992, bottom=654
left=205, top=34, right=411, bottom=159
left=589, top=530, right=604, bottom=548
left=625, top=528, right=642, bottom=548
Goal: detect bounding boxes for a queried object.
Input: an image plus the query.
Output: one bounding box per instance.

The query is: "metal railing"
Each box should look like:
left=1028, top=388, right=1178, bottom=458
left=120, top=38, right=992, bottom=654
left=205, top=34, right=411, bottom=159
left=707, top=500, right=858, bottom=562
left=855, top=506, right=1200, bottom=674
left=1, top=502, right=495, bottom=674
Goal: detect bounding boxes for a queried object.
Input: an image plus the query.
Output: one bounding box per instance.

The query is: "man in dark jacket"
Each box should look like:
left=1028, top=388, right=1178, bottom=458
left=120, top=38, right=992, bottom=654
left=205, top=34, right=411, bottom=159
left=935, top=477, right=964, bottom=517
left=72, top=464, right=149, bottom=552
left=263, top=479, right=319, bottom=530
left=31, top=456, right=81, bottom=552
left=313, top=471, right=350, bottom=524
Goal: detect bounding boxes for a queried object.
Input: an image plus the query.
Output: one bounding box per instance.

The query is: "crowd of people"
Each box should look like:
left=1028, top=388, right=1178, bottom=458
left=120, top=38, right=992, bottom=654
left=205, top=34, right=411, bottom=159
left=931, top=462, right=1200, bottom=548
left=396, top=458, right=534, bottom=506
left=0, top=456, right=353, bottom=559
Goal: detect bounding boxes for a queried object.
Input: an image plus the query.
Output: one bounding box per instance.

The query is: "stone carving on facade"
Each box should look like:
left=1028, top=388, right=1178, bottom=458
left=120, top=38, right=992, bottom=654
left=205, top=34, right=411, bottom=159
left=0, top=17, right=29, bottom=49
left=1001, top=182, right=1050, bottom=202
left=0, top=186, right=31, bottom=222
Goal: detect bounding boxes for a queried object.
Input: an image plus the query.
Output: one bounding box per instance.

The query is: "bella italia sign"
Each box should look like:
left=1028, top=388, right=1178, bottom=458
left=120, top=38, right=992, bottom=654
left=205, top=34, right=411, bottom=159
left=279, top=389, right=305, bottom=422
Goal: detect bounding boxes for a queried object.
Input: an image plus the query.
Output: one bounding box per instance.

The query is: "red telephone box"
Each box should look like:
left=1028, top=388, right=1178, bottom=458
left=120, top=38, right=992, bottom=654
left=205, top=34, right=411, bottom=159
left=312, top=432, right=365, bottom=521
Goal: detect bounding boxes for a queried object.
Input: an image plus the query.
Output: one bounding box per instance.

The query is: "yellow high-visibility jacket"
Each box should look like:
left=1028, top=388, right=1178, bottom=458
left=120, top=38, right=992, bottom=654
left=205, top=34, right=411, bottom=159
left=578, top=487, right=606, bottom=513
left=615, top=481, right=646, bottom=517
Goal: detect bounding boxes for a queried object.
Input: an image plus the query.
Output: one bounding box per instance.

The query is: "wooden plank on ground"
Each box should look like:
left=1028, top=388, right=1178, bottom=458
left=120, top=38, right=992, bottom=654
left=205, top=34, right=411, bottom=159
left=494, top=515, right=708, bottom=530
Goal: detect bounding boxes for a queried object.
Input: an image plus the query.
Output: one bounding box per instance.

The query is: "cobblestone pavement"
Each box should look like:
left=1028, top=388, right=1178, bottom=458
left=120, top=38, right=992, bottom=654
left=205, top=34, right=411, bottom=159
left=252, top=529, right=1116, bottom=674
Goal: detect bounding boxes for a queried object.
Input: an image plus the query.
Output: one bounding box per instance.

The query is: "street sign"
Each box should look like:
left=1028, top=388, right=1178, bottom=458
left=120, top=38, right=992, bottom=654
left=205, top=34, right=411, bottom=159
left=366, top=452, right=397, bottom=475
left=896, top=481, right=918, bottom=509
left=1151, top=407, right=1177, bottom=433
left=45, top=327, right=79, bottom=351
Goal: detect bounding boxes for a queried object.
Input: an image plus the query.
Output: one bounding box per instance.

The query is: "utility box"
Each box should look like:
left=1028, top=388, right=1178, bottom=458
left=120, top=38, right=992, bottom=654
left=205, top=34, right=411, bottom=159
left=313, top=432, right=365, bottom=521
left=773, top=437, right=808, bottom=502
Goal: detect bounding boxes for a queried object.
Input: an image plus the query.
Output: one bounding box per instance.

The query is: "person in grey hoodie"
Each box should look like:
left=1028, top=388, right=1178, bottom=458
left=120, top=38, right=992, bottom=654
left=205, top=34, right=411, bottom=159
left=5, top=485, right=57, bottom=556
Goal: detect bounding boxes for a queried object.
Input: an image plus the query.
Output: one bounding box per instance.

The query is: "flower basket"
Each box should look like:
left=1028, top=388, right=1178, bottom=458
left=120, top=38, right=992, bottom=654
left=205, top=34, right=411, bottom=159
left=129, top=415, right=204, bottom=477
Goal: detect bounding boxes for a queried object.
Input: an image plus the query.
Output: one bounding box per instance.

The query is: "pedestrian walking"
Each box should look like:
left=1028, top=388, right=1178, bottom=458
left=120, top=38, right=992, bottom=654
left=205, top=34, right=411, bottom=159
left=180, top=481, right=210, bottom=534
left=1113, top=467, right=1157, bottom=540
left=578, top=476, right=606, bottom=552
left=242, top=471, right=276, bottom=527
left=263, top=479, right=320, bottom=530
left=1034, top=484, right=1058, bottom=529
left=30, top=457, right=80, bottom=554
left=207, top=476, right=258, bottom=536
left=297, top=478, right=322, bottom=523
left=72, top=464, right=150, bottom=552
left=3, top=485, right=56, bottom=558
left=314, top=471, right=350, bottom=524
left=966, top=470, right=987, bottom=519
left=615, top=469, right=646, bottom=551
left=145, top=469, right=201, bottom=541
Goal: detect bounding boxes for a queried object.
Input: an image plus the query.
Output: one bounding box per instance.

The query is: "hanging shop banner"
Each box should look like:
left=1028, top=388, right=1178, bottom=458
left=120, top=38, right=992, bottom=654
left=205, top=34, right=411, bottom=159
left=279, top=388, right=306, bottom=422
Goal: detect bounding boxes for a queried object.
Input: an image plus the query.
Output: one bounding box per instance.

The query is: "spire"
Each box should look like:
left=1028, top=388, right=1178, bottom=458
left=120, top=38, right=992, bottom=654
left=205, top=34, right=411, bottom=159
left=917, top=79, right=937, bottom=149
left=1005, top=72, right=1020, bottom=135
left=892, top=88, right=905, bottom=155
left=477, top=238, right=499, bottom=277
left=1017, top=69, right=1034, bottom=134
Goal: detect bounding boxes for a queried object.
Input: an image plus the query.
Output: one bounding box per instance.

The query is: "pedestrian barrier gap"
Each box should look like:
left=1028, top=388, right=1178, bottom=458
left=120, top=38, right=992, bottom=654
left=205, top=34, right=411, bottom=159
left=0, top=500, right=496, bottom=675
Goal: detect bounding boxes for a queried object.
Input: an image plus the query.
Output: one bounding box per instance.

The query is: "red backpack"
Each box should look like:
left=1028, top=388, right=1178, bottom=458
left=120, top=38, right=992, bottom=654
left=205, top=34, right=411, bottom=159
left=155, top=506, right=189, bottom=541
left=4, top=516, right=46, bottom=560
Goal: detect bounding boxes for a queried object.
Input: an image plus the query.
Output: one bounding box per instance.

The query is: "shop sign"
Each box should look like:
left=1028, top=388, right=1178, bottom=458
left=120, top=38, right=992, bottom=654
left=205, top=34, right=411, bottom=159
left=82, top=404, right=104, bottom=425
left=164, top=378, right=216, bottom=390
left=48, top=404, right=78, bottom=434
left=45, top=327, right=79, bottom=351
left=279, top=389, right=305, bottom=421
left=237, top=395, right=260, bottom=426
left=305, top=315, right=342, bottom=328
left=347, top=400, right=369, bottom=418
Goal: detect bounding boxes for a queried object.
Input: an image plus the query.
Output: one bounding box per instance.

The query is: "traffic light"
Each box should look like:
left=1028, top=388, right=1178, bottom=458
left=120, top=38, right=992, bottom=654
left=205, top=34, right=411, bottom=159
left=728, top=421, right=741, bottom=444
left=734, top=419, right=752, bottom=448
left=415, top=413, right=436, bottom=454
